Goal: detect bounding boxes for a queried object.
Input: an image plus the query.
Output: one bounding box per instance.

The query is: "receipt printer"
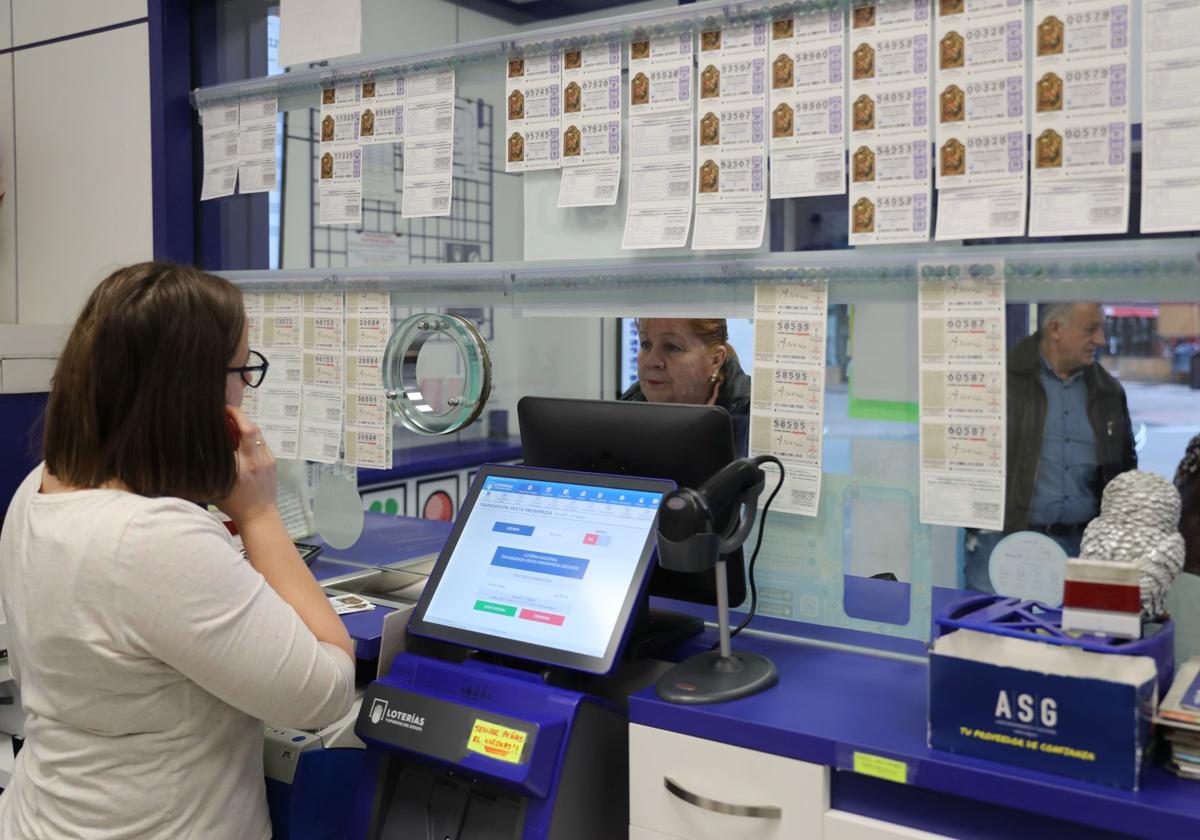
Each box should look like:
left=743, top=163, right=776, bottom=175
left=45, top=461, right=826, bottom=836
left=349, top=653, right=627, bottom=839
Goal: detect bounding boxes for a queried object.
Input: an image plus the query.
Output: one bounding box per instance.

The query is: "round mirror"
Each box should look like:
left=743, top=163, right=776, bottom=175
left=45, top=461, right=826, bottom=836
left=382, top=313, right=492, bottom=435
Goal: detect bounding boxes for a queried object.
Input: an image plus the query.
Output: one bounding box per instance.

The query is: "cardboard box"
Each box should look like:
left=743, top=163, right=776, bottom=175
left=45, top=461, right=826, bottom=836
left=929, top=629, right=1157, bottom=790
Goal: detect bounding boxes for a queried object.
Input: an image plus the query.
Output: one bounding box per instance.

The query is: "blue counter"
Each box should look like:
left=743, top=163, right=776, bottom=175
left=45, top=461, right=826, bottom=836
left=310, top=513, right=452, bottom=661
left=320, top=516, right=1200, bottom=837
left=629, top=631, right=1200, bottom=839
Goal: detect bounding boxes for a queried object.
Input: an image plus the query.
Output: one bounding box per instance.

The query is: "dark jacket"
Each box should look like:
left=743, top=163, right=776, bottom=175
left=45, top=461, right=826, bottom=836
left=619, top=354, right=751, bottom=457
left=1005, top=333, right=1137, bottom=531
left=1175, top=434, right=1200, bottom=576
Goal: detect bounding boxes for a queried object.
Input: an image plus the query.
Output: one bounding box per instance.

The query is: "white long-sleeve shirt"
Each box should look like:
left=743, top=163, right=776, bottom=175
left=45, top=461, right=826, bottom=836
left=0, top=465, right=356, bottom=839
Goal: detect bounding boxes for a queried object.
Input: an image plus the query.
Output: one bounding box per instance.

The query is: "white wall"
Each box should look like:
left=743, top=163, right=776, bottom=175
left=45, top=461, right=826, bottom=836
left=0, top=1, right=152, bottom=389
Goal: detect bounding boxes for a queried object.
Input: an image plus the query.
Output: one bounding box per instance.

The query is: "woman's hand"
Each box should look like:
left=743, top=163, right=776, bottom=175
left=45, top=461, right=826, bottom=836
left=216, top=406, right=279, bottom=527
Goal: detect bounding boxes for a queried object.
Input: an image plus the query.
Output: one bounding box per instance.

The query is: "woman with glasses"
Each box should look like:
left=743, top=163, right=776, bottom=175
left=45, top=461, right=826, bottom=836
left=0, top=262, right=354, bottom=839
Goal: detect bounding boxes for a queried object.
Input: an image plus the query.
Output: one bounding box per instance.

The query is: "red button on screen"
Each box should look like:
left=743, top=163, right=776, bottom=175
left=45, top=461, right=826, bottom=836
left=518, top=609, right=565, bottom=626
left=583, top=533, right=599, bottom=545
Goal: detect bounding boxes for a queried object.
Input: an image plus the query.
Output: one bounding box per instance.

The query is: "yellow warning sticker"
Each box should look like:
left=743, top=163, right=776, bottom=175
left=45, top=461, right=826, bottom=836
left=853, top=752, right=908, bottom=784
left=467, top=718, right=528, bottom=764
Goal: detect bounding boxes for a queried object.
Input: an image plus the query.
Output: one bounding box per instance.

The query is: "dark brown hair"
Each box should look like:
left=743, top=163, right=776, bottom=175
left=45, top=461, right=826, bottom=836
left=43, top=262, right=245, bottom=500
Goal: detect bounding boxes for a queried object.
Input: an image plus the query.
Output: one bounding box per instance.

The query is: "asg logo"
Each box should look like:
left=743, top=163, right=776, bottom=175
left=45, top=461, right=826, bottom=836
left=369, top=698, right=389, bottom=724
left=995, top=690, right=1058, bottom=728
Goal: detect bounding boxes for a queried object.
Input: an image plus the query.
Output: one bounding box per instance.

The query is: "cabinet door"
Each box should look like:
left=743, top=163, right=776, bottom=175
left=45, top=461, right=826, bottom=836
left=629, top=724, right=828, bottom=840
left=825, top=810, right=953, bottom=840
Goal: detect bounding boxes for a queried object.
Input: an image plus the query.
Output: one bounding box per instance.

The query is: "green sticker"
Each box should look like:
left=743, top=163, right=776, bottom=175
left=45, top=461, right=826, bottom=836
left=853, top=752, right=908, bottom=784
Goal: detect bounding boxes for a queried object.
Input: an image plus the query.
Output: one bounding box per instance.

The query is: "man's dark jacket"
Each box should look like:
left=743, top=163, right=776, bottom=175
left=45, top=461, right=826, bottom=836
left=1006, top=333, right=1137, bottom=531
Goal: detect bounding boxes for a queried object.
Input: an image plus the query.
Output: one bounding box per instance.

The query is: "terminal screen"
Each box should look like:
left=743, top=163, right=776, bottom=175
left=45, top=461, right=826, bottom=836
left=420, top=475, right=665, bottom=660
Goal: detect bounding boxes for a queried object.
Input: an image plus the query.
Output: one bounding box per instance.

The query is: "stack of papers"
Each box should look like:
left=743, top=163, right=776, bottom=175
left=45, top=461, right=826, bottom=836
left=1156, top=657, right=1200, bottom=780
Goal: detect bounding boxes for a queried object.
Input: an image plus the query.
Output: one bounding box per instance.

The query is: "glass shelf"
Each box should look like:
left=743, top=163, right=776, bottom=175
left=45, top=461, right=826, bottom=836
left=219, top=238, right=1200, bottom=312
left=191, top=0, right=831, bottom=109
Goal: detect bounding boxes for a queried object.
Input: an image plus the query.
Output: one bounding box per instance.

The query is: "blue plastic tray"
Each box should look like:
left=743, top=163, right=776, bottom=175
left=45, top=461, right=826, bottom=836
left=935, top=594, right=1175, bottom=696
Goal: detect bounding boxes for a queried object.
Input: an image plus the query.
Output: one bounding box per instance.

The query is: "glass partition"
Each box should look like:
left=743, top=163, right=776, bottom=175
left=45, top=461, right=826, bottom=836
left=195, top=0, right=1200, bottom=661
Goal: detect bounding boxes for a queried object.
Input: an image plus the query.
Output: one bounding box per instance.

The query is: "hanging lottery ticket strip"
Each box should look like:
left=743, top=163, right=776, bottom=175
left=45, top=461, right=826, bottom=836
left=402, top=70, right=456, bottom=218
left=241, top=293, right=303, bottom=459
left=237, top=94, right=278, bottom=194
left=344, top=292, right=394, bottom=470
left=318, top=82, right=364, bottom=225
left=918, top=259, right=1006, bottom=531
left=558, top=40, right=623, bottom=207
left=200, top=101, right=240, bottom=200
left=847, top=0, right=934, bottom=245
left=934, top=0, right=1028, bottom=240
left=750, top=281, right=828, bottom=517
left=768, top=7, right=847, bottom=198
left=505, top=53, right=562, bottom=173
left=622, top=34, right=696, bottom=249
left=300, top=292, right=347, bottom=464
left=1140, top=0, right=1200, bottom=234
left=1028, top=0, right=1131, bottom=236
left=692, top=23, right=769, bottom=250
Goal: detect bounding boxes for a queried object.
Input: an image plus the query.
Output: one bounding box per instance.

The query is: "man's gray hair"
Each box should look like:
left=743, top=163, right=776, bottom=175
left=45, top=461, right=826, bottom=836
left=1038, top=302, right=1078, bottom=331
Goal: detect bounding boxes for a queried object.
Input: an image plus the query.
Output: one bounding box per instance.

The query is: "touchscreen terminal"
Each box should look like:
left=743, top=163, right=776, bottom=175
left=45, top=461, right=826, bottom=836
left=407, top=464, right=673, bottom=675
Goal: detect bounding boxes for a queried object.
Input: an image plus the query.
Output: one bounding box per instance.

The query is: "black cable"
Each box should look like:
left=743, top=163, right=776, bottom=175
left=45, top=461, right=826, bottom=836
left=722, top=455, right=785, bottom=645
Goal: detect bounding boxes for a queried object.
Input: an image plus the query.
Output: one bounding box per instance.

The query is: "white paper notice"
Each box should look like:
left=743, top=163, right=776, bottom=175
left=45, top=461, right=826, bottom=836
left=1028, top=0, right=1131, bottom=236
left=505, top=54, right=562, bottom=173
left=693, top=23, right=769, bottom=250
left=751, top=281, right=828, bottom=517
left=238, top=95, right=278, bottom=194
left=934, top=0, right=1028, bottom=239
left=318, top=83, right=363, bottom=225
left=622, top=36, right=696, bottom=250
left=200, top=102, right=238, bottom=200
left=918, top=259, right=1006, bottom=531
left=344, top=291, right=393, bottom=470
left=557, top=41, right=622, bottom=206
left=768, top=9, right=847, bottom=198
left=244, top=293, right=302, bottom=459
left=1140, top=0, right=1200, bottom=234
left=300, top=293, right=345, bottom=464
left=847, top=0, right=933, bottom=244
left=278, top=0, right=361, bottom=68
left=403, top=70, right=455, bottom=218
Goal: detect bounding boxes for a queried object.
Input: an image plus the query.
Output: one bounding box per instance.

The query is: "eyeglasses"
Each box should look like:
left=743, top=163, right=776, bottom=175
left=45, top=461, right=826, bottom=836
left=227, top=350, right=269, bottom=388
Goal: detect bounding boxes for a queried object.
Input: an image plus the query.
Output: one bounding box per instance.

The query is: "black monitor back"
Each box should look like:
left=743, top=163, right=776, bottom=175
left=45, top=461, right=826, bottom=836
left=517, top=396, right=746, bottom=609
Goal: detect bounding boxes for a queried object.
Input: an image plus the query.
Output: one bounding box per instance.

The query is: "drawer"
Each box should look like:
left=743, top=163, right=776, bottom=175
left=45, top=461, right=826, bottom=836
left=629, top=723, right=828, bottom=840
left=824, top=809, right=953, bottom=840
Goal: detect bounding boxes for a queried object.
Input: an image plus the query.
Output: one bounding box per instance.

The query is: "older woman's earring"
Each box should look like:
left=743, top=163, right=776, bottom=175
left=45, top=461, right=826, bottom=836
left=709, top=372, right=719, bottom=384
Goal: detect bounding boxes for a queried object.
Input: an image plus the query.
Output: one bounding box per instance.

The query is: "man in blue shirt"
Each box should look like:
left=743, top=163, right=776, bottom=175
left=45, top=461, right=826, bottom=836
left=965, top=302, right=1137, bottom=592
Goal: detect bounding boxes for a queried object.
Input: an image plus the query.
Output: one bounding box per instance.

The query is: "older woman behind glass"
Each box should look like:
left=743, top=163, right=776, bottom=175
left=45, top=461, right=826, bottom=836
left=619, top=318, right=751, bottom=455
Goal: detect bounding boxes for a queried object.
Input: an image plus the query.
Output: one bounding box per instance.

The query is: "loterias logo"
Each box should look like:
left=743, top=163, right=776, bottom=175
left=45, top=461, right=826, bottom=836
left=368, top=698, right=427, bottom=732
